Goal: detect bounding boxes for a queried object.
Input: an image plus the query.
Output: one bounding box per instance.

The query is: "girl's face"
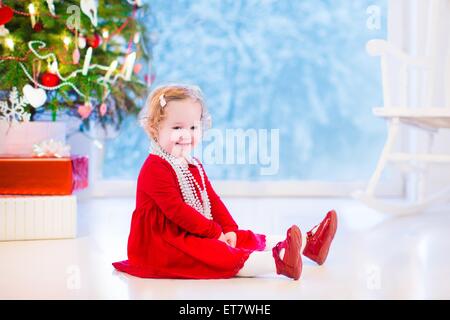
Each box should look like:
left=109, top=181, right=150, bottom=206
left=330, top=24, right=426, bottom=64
left=156, top=98, right=203, bottom=158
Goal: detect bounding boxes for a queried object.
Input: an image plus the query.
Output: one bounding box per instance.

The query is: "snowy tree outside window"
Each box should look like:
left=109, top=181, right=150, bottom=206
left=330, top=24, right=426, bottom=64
left=103, top=0, right=387, bottom=181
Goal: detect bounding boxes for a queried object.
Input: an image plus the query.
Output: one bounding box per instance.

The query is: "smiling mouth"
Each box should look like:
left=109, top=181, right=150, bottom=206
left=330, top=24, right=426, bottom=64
left=176, top=142, right=191, bottom=146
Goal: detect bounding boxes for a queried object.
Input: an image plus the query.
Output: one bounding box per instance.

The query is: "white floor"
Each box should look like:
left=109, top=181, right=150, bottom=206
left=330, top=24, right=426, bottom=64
left=0, top=196, right=449, bottom=299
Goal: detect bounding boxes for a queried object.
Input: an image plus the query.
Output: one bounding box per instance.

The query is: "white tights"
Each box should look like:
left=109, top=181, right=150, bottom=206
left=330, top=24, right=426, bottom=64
left=236, top=234, right=307, bottom=277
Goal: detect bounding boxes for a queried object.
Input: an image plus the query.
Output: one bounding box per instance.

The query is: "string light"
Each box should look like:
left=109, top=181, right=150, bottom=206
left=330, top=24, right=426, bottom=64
left=104, top=60, right=118, bottom=82
left=5, top=37, right=14, bottom=51
left=29, top=4, right=37, bottom=28
left=133, top=32, right=140, bottom=44
left=102, top=29, right=109, bottom=39
left=49, top=60, right=59, bottom=73
left=123, top=52, right=136, bottom=81
left=19, top=62, right=85, bottom=96
left=14, top=36, right=143, bottom=103
left=63, top=36, right=71, bottom=50
left=101, top=29, right=109, bottom=50
left=82, top=47, right=93, bottom=76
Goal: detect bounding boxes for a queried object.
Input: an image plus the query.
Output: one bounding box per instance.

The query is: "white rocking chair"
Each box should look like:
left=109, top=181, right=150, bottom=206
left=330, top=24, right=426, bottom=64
left=353, top=39, right=450, bottom=215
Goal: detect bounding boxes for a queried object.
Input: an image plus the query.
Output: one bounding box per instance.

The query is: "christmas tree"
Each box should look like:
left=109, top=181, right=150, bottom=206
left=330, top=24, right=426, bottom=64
left=0, top=0, right=153, bottom=132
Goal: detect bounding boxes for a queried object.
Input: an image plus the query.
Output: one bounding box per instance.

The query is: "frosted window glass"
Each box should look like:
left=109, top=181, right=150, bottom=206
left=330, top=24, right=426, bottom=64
left=104, top=0, right=387, bottom=181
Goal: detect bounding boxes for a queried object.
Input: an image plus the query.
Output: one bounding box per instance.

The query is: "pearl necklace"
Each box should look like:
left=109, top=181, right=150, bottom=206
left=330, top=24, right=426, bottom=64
left=150, top=140, right=212, bottom=220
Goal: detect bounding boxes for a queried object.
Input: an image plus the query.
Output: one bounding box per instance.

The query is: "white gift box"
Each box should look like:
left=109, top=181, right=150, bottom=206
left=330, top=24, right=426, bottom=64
left=0, top=121, right=66, bottom=156
left=0, top=195, right=77, bottom=241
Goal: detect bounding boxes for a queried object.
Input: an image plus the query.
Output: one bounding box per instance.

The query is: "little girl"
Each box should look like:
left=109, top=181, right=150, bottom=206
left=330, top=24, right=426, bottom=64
left=113, top=84, right=337, bottom=280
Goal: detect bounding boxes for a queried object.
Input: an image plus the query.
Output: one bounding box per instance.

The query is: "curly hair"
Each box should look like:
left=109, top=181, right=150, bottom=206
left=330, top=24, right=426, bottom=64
left=139, top=83, right=212, bottom=140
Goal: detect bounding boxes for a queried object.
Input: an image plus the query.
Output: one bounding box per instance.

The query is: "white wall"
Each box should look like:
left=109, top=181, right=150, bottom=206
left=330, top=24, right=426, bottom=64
left=413, top=0, right=450, bottom=198
left=389, top=0, right=450, bottom=199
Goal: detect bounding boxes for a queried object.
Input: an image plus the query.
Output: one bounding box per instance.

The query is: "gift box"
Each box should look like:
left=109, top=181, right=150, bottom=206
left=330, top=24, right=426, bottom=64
left=0, top=195, right=77, bottom=241
left=0, top=156, right=88, bottom=195
left=0, top=121, right=66, bottom=156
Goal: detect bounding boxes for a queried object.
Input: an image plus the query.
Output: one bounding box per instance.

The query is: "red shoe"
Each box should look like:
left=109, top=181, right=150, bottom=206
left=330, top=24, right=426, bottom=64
left=303, top=210, right=338, bottom=265
left=272, top=225, right=302, bottom=280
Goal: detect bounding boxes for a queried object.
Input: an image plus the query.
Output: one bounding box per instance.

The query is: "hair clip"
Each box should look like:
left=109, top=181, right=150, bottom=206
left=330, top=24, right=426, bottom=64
left=159, top=94, right=167, bottom=108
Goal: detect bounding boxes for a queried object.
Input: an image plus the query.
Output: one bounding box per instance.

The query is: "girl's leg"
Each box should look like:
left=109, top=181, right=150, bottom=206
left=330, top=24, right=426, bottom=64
left=264, top=234, right=307, bottom=254
left=237, top=226, right=303, bottom=279
left=263, top=235, right=284, bottom=251
left=236, top=251, right=276, bottom=277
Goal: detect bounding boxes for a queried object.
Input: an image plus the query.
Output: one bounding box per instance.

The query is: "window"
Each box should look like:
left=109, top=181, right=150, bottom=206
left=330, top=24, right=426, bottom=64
left=103, top=0, right=388, bottom=185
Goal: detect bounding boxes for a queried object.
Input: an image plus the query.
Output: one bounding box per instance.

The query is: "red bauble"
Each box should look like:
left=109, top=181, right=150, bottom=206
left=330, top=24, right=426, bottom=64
left=0, top=6, right=13, bottom=25
left=33, top=21, right=44, bottom=32
left=87, top=33, right=102, bottom=48
left=40, top=72, right=60, bottom=87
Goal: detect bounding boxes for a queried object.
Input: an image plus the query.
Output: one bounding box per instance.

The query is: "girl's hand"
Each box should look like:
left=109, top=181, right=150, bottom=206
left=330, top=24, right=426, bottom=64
left=218, top=232, right=227, bottom=244
left=224, top=231, right=237, bottom=248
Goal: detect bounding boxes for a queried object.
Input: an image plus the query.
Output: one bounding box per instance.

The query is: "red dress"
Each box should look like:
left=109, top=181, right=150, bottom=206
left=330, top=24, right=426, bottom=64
left=112, top=154, right=266, bottom=279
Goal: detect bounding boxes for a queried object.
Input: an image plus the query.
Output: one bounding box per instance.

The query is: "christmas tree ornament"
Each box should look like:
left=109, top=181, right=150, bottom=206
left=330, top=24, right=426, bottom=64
left=45, top=0, right=56, bottom=16
left=20, top=59, right=85, bottom=99
left=78, top=102, right=92, bottom=119
left=0, top=25, right=9, bottom=36
left=80, top=0, right=98, bottom=27
left=4, top=36, right=14, bottom=50
left=104, top=60, right=118, bottom=82
left=48, top=58, right=59, bottom=73
left=41, top=71, right=60, bottom=87
left=133, top=32, right=140, bottom=44
left=82, top=47, right=93, bottom=75
left=101, top=29, right=109, bottom=50
left=23, top=84, right=47, bottom=109
left=101, top=28, right=109, bottom=39
left=133, top=63, right=142, bottom=74
left=33, top=21, right=44, bottom=32
left=126, top=0, right=143, bottom=7
left=28, top=4, right=37, bottom=28
left=63, top=36, right=71, bottom=50
left=0, top=87, right=31, bottom=123
left=87, top=33, right=101, bottom=48
left=99, top=102, right=107, bottom=116
left=72, top=47, right=80, bottom=64
left=122, top=52, right=136, bottom=81
left=72, top=29, right=80, bottom=64
left=0, top=5, right=13, bottom=26
left=33, top=139, right=71, bottom=158
left=78, top=34, right=87, bottom=49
